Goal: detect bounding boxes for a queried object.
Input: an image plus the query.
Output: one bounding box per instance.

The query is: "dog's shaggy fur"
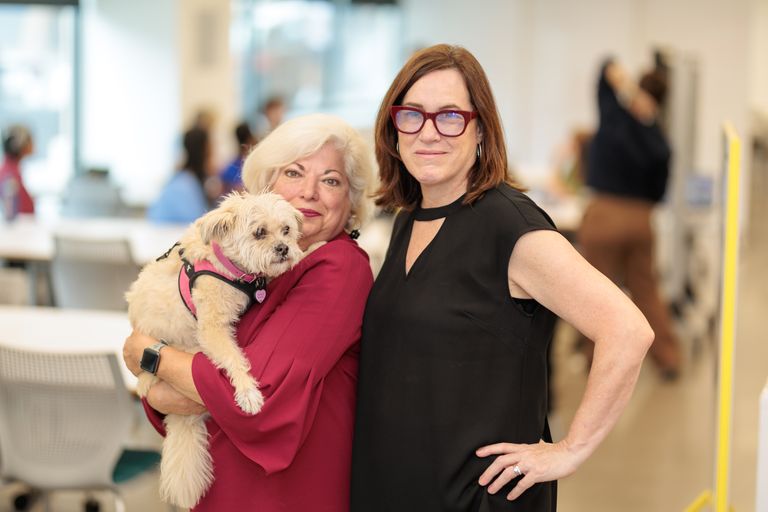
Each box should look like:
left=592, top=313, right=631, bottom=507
left=126, top=192, right=303, bottom=508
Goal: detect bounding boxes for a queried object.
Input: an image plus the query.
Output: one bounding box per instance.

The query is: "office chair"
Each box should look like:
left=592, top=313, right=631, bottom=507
left=0, top=345, right=163, bottom=512
left=50, top=235, right=141, bottom=311
left=60, top=171, right=127, bottom=218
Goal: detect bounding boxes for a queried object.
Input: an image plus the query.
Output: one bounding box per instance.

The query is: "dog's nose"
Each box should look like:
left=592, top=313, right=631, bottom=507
left=274, top=243, right=289, bottom=257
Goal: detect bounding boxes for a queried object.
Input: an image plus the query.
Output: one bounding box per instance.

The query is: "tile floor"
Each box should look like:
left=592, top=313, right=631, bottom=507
left=553, top=195, right=767, bottom=511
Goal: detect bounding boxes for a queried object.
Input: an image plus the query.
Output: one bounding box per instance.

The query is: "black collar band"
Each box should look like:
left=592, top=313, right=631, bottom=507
left=414, top=194, right=466, bottom=221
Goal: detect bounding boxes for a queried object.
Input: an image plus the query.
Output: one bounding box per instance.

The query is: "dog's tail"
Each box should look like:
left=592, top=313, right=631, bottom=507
left=160, top=413, right=213, bottom=509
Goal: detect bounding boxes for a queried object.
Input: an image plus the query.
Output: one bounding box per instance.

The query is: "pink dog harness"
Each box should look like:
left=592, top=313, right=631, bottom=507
left=158, top=241, right=267, bottom=319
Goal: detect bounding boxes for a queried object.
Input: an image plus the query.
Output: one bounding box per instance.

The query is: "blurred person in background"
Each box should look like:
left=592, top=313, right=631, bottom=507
left=218, top=121, right=256, bottom=196
left=579, top=55, right=681, bottom=379
left=548, top=127, right=592, bottom=199
left=0, top=124, right=35, bottom=218
left=148, top=126, right=211, bottom=224
left=351, top=44, right=654, bottom=511
left=255, top=95, right=287, bottom=140
left=192, top=108, right=216, bottom=132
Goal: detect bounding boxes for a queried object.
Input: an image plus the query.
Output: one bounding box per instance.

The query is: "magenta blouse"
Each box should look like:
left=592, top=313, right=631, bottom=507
left=143, top=232, right=373, bottom=511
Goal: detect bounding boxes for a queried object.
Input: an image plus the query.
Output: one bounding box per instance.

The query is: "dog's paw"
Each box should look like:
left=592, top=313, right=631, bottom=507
left=136, top=372, right=157, bottom=398
left=235, top=387, right=264, bottom=415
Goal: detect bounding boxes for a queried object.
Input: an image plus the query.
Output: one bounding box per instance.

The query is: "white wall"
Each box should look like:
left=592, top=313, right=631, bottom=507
left=749, top=0, right=768, bottom=114
left=400, top=0, right=757, bottom=183
left=80, top=0, right=236, bottom=207
left=641, top=0, right=752, bottom=174
left=176, top=0, right=238, bottom=170
left=80, top=0, right=180, bottom=205
left=400, top=0, right=531, bottom=170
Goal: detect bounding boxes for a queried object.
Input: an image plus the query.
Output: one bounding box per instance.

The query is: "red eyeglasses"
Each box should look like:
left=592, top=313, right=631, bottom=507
left=390, top=106, right=477, bottom=137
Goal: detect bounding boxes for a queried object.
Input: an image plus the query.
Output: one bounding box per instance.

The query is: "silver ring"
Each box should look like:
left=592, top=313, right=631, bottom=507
left=513, top=465, right=522, bottom=477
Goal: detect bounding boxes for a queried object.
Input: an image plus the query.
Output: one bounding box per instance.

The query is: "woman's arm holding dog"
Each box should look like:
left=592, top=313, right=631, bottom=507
left=123, top=330, right=205, bottom=408
left=147, top=380, right=207, bottom=415
left=188, top=242, right=373, bottom=474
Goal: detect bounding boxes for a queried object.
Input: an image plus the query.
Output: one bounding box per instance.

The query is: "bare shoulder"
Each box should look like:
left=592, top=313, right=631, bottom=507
left=507, top=230, right=577, bottom=298
left=507, top=230, right=650, bottom=344
left=507, top=228, right=605, bottom=305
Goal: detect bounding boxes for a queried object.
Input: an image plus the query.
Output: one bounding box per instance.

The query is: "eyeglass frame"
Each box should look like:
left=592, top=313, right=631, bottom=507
left=390, top=106, right=478, bottom=137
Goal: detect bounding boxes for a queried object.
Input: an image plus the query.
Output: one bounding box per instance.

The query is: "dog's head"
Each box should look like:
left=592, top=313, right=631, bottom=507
left=196, top=191, right=304, bottom=277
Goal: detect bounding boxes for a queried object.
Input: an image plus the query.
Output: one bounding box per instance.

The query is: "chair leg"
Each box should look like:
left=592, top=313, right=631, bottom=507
left=110, top=489, right=126, bottom=512
left=12, top=489, right=40, bottom=511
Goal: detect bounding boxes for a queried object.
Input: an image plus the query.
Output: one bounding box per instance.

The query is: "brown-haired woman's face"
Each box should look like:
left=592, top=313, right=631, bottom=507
left=397, top=68, right=481, bottom=201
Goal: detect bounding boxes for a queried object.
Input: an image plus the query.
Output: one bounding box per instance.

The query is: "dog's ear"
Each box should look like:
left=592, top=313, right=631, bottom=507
left=197, top=202, right=238, bottom=244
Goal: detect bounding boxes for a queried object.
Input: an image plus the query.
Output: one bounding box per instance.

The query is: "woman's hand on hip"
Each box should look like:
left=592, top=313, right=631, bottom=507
left=476, top=439, right=582, bottom=501
left=122, top=330, right=159, bottom=376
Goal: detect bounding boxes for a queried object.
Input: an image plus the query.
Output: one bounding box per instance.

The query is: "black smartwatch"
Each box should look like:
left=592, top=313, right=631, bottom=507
left=139, top=340, right=168, bottom=375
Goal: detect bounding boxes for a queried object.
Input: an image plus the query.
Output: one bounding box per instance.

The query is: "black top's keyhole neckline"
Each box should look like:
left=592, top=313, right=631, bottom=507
left=413, top=194, right=467, bottom=221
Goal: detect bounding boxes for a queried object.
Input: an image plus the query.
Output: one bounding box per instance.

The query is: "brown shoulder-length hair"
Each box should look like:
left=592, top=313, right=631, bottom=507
left=374, top=44, right=521, bottom=210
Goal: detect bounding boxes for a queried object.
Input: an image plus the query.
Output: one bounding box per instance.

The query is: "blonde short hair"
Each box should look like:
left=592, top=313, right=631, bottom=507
left=241, top=113, right=376, bottom=232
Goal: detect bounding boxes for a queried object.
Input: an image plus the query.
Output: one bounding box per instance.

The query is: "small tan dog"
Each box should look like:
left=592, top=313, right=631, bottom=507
left=126, top=191, right=303, bottom=508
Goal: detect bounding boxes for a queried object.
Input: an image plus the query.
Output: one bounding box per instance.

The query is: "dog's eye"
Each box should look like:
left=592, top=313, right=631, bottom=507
left=254, top=227, right=267, bottom=240
left=282, top=226, right=290, bottom=236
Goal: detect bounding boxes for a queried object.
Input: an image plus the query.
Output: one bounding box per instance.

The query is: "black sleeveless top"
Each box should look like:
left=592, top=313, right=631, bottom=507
left=351, top=184, right=559, bottom=511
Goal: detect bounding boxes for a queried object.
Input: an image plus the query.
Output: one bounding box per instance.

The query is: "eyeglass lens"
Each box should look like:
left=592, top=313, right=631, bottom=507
left=395, top=110, right=467, bottom=136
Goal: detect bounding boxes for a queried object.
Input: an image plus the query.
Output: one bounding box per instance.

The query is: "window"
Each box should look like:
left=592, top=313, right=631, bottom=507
left=0, top=1, right=78, bottom=207
left=232, top=0, right=403, bottom=129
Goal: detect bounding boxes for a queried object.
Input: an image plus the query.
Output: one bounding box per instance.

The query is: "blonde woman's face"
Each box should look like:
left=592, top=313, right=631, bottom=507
left=272, top=142, right=351, bottom=250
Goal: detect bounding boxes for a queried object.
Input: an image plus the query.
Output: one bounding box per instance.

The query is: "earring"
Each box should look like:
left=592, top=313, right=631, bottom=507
left=476, top=143, right=483, bottom=159
left=396, top=142, right=400, bottom=154
left=349, top=229, right=360, bottom=240
left=346, top=213, right=357, bottom=231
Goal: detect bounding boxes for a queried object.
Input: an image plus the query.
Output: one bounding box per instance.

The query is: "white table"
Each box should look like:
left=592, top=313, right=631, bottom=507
left=0, top=305, right=136, bottom=388
left=0, top=214, right=187, bottom=265
left=0, top=215, right=187, bottom=305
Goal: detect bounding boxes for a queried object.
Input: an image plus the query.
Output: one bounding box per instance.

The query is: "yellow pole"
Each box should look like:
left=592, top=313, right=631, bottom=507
left=684, top=490, right=712, bottom=512
left=714, top=122, right=741, bottom=511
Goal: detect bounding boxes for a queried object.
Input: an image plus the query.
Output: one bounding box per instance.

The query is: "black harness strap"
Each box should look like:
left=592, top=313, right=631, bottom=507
left=179, top=255, right=265, bottom=319
left=156, top=242, right=181, bottom=262
left=157, top=242, right=265, bottom=320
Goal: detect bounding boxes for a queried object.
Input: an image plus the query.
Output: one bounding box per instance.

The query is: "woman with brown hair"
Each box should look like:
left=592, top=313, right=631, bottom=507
left=351, top=44, right=653, bottom=511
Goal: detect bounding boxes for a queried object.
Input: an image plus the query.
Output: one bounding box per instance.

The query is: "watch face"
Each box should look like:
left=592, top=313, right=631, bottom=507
left=140, top=349, right=160, bottom=374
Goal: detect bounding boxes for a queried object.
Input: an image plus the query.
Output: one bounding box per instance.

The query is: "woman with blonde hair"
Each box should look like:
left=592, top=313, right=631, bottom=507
left=124, top=113, right=376, bottom=511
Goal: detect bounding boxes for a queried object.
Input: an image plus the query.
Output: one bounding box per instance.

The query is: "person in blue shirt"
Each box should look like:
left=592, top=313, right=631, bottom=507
left=218, top=121, right=256, bottom=195
left=148, top=127, right=211, bottom=224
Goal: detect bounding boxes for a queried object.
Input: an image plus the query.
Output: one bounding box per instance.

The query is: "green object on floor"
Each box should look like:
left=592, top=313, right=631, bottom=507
left=112, top=449, right=161, bottom=484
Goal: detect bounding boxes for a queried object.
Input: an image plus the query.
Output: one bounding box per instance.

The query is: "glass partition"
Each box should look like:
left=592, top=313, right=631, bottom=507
left=0, top=2, right=78, bottom=209
left=232, top=0, right=403, bottom=130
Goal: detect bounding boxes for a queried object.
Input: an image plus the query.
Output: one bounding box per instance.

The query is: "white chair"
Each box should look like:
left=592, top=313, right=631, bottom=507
left=50, top=236, right=140, bottom=311
left=60, top=171, right=127, bottom=218
left=0, top=345, right=162, bottom=512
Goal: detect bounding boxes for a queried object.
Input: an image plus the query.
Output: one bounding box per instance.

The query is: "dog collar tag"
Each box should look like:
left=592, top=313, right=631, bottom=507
left=254, top=276, right=267, bottom=303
